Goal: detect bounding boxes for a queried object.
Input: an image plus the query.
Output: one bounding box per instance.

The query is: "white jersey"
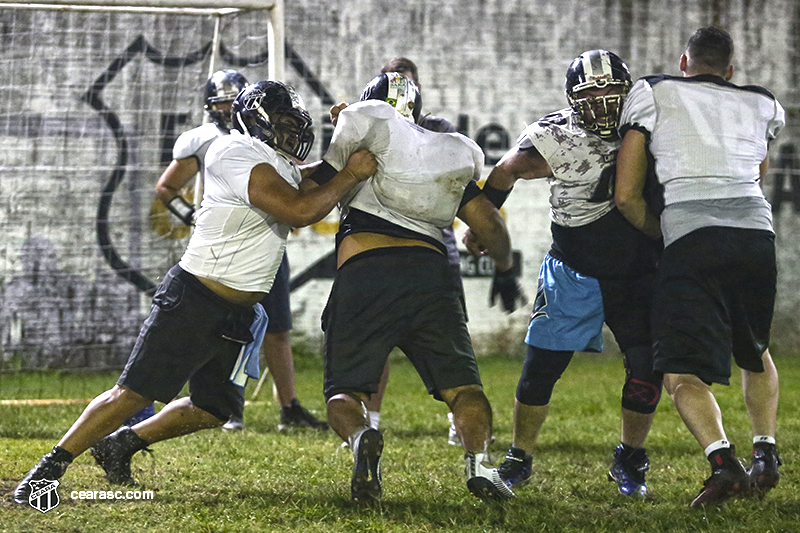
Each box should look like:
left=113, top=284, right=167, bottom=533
left=323, top=100, right=484, bottom=243
left=179, top=130, right=301, bottom=293
left=519, top=108, right=618, bottom=227
left=621, top=74, right=785, bottom=205
left=172, top=122, right=227, bottom=173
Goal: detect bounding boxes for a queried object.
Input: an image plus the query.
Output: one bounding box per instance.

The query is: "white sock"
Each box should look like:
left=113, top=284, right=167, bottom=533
left=753, top=435, right=776, bottom=445
left=704, top=439, right=731, bottom=457
left=368, top=410, right=381, bottom=430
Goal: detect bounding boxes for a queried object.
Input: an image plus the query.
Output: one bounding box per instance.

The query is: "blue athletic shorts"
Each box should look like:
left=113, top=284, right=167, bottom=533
left=525, top=254, right=604, bottom=352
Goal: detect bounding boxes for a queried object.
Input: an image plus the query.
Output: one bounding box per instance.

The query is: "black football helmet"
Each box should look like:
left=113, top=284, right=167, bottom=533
left=204, top=70, right=248, bottom=130
left=565, top=50, right=632, bottom=140
left=360, top=72, right=422, bottom=123
left=231, top=80, right=315, bottom=161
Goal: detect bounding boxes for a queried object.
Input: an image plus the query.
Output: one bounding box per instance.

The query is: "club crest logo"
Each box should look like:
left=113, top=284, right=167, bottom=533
left=28, top=478, right=60, bottom=513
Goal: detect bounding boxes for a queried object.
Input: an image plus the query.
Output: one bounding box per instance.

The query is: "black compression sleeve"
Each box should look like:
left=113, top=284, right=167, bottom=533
left=459, top=180, right=483, bottom=209
left=482, top=183, right=512, bottom=208
left=307, top=160, right=339, bottom=186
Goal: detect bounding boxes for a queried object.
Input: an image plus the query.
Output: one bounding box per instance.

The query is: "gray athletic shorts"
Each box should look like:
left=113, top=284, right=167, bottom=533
left=118, top=265, right=255, bottom=421
left=322, top=247, right=481, bottom=401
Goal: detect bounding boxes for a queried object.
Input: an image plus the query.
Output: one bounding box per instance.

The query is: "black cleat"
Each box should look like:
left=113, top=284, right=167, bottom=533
left=690, top=446, right=747, bottom=508
left=497, top=447, right=532, bottom=489
left=14, top=446, right=73, bottom=504
left=90, top=427, right=150, bottom=486
left=350, top=428, right=383, bottom=504
left=748, top=442, right=781, bottom=496
left=278, top=399, right=329, bottom=431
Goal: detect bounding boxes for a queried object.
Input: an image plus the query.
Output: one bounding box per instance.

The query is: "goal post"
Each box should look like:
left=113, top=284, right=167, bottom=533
left=0, top=0, right=283, bottom=371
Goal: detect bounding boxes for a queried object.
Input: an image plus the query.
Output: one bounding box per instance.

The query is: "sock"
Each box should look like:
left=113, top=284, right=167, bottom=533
left=50, top=446, right=75, bottom=464
left=704, top=439, right=730, bottom=458
left=753, top=435, right=776, bottom=446
left=508, top=446, right=529, bottom=459
left=368, top=410, right=380, bottom=430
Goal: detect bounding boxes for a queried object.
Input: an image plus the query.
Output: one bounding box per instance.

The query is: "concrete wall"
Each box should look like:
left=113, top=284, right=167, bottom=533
left=1, top=0, right=798, bottom=368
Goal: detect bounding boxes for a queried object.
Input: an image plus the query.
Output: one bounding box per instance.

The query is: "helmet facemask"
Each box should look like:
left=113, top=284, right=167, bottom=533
left=568, top=82, right=629, bottom=141
left=565, top=50, right=632, bottom=141
left=269, top=110, right=315, bottom=161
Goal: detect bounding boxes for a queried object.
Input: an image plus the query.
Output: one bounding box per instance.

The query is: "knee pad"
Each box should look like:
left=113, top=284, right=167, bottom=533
left=621, top=345, right=663, bottom=414
left=516, top=346, right=573, bottom=406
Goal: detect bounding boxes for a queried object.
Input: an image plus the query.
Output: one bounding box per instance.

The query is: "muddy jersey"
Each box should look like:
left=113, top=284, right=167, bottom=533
left=324, top=100, right=483, bottom=244
left=172, top=122, right=227, bottom=172
left=179, top=131, right=301, bottom=293
left=519, top=108, right=619, bottom=228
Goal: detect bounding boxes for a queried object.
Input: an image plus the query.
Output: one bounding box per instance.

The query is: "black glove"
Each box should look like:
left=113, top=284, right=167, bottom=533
left=490, top=268, right=528, bottom=313
left=166, top=196, right=196, bottom=226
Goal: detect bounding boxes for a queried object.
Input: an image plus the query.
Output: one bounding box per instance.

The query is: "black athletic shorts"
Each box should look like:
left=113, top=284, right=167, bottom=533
left=260, top=254, right=292, bottom=333
left=118, top=265, right=255, bottom=421
left=322, top=247, right=481, bottom=401
left=652, top=227, right=776, bottom=385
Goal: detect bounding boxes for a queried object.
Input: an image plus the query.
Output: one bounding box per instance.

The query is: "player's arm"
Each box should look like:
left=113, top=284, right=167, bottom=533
left=457, top=190, right=527, bottom=313
left=615, top=129, right=662, bottom=239
left=483, top=144, right=552, bottom=204
left=155, top=157, right=200, bottom=225
left=462, top=145, right=551, bottom=256
left=248, top=149, right=376, bottom=228
left=759, top=155, right=770, bottom=186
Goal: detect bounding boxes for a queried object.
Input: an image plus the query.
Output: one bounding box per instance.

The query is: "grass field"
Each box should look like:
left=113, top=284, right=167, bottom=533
left=1, top=352, right=798, bottom=532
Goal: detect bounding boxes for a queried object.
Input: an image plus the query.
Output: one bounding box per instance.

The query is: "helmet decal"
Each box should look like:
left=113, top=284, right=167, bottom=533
left=360, top=72, right=422, bottom=123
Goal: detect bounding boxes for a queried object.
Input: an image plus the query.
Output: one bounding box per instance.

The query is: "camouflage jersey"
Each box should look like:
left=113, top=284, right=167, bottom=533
left=519, top=108, right=618, bottom=228
left=519, top=108, right=660, bottom=280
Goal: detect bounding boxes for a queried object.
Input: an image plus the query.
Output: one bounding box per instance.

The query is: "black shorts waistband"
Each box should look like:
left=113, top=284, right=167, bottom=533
left=169, top=265, right=255, bottom=313
left=339, top=246, right=444, bottom=271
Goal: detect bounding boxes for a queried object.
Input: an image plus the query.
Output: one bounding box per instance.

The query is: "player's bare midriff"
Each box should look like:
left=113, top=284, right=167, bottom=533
left=337, top=232, right=442, bottom=268
left=194, top=275, right=267, bottom=307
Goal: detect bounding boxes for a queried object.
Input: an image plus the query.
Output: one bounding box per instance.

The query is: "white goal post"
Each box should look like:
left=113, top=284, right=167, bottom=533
left=0, top=0, right=285, bottom=370
left=0, top=0, right=285, bottom=79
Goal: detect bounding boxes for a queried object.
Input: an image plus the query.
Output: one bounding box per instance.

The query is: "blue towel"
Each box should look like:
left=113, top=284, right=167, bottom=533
left=229, top=303, right=269, bottom=387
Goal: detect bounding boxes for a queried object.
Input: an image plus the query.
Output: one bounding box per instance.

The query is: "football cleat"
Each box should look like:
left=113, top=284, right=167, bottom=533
left=14, top=446, right=73, bottom=504
left=498, top=447, right=532, bottom=489
left=608, top=445, right=649, bottom=497
left=465, top=451, right=515, bottom=501
left=222, top=415, right=245, bottom=432
left=350, top=428, right=383, bottom=504
left=90, top=427, right=150, bottom=486
left=690, top=446, right=747, bottom=508
left=748, top=442, right=781, bottom=496
left=278, top=399, right=329, bottom=432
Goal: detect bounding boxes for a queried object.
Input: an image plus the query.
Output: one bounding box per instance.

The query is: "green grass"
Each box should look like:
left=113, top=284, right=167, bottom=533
left=1, top=353, right=798, bottom=532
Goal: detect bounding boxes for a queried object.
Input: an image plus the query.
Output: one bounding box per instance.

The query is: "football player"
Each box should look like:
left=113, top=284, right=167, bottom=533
left=312, top=72, right=524, bottom=503
left=616, top=27, right=783, bottom=507
left=14, top=81, right=375, bottom=503
left=155, top=69, right=327, bottom=433
left=351, top=57, right=478, bottom=443
left=470, top=50, right=663, bottom=497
